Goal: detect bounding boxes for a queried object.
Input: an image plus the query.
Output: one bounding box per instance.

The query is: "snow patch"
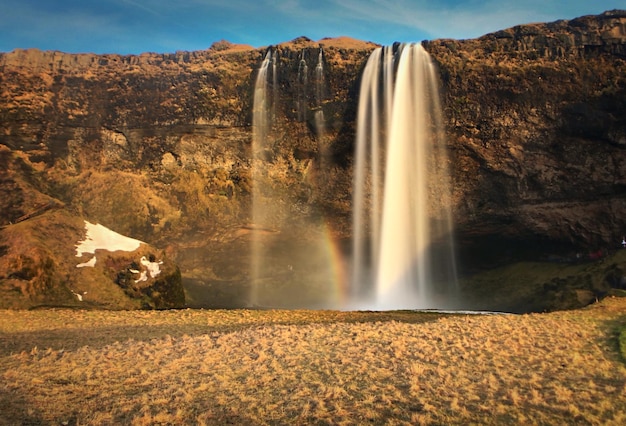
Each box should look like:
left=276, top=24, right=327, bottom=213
left=75, top=221, right=144, bottom=268
left=76, top=256, right=97, bottom=268
left=133, top=256, right=163, bottom=283
left=75, top=222, right=164, bottom=282
left=75, top=221, right=143, bottom=258
left=140, top=256, right=163, bottom=278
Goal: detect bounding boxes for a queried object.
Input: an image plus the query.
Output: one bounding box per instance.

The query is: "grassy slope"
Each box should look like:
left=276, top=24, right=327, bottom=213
left=1, top=299, right=625, bottom=425
left=460, top=250, right=626, bottom=313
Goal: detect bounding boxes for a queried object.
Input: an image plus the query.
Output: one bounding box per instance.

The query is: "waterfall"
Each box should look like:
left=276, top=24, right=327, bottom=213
left=297, top=51, right=308, bottom=122
left=351, top=43, right=458, bottom=310
left=250, top=49, right=273, bottom=306
left=314, top=48, right=324, bottom=108
left=249, top=47, right=341, bottom=309
left=271, top=53, right=278, bottom=121
left=253, top=50, right=272, bottom=154
left=313, top=47, right=326, bottom=139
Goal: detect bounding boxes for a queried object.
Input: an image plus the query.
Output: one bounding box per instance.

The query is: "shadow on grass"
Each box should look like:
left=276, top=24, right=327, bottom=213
left=606, top=316, right=626, bottom=364
left=0, top=310, right=447, bottom=356
left=0, top=390, right=45, bottom=426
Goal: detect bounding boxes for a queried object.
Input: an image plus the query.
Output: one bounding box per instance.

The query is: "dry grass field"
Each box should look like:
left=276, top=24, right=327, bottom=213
left=1, top=298, right=625, bottom=425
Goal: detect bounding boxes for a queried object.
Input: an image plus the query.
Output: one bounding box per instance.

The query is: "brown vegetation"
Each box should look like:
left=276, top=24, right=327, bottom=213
left=1, top=297, right=625, bottom=424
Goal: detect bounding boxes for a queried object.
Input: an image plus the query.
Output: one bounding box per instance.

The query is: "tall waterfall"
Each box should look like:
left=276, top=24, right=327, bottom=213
left=352, top=43, right=458, bottom=310
left=250, top=50, right=273, bottom=306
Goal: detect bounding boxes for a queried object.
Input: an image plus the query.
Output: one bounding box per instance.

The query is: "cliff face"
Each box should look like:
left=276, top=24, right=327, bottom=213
left=429, top=10, right=626, bottom=255
left=1, top=12, right=625, bottom=310
left=0, top=37, right=375, bottom=308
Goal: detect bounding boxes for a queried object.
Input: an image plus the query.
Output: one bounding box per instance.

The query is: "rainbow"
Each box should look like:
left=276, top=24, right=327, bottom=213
left=319, top=220, right=350, bottom=308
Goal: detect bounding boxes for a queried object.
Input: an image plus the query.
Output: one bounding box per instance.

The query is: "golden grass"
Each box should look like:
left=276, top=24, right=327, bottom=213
left=1, top=298, right=625, bottom=425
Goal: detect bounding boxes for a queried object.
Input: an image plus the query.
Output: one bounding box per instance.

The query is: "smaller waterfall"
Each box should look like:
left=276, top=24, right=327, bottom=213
left=251, top=49, right=274, bottom=306
left=314, top=47, right=327, bottom=172
left=252, top=50, right=272, bottom=153
left=271, top=53, right=278, bottom=121
left=296, top=52, right=308, bottom=122
left=314, top=48, right=325, bottom=108
left=249, top=46, right=340, bottom=309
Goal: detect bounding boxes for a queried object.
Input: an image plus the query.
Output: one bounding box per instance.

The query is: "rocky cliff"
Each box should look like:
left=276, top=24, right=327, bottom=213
left=430, top=10, right=626, bottom=254
left=1, top=11, right=625, bottom=310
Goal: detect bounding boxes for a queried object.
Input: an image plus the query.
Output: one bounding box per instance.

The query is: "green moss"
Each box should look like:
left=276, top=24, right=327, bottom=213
left=142, top=267, right=185, bottom=309
left=619, top=323, right=626, bottom=363
left=460, top=250, right=626, bottom=313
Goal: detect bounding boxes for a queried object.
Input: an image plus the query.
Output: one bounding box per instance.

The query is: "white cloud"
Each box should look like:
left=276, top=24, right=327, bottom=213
left=321, top=0, right=625, bottom=40
left=2, top=0, right=623, bottom=54
left=118, top=0, right=163, bottom=16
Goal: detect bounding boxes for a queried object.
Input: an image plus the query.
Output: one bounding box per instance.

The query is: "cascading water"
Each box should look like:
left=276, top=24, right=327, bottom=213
left=253, top=50, right=272, bottom=151
left=250, top=49, right=273, bottom=306
left=352, top=43, right=458, bottom=310
left=250, top=44, right=455, bottom=310
left=249, top=47, right=340, bottom=309
left=296, top=52, right=308, bottom=122
left=315, top=50, right=326, bottom=128
left=271, top=53, right=278, bottom=121
left=313, top=47, right=328, bottom=169
left=314, top=48, right=325, bottom=109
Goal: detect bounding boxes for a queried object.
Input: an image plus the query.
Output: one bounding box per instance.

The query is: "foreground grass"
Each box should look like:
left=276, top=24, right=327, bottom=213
left=1, top=300, right=625, bottom=425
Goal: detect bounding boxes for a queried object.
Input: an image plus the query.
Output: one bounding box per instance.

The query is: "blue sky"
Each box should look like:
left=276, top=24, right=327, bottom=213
left=1, top=0, right=624, bottom=54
